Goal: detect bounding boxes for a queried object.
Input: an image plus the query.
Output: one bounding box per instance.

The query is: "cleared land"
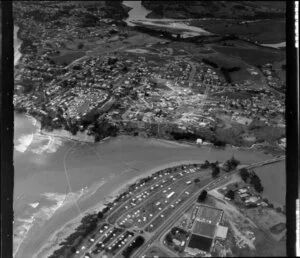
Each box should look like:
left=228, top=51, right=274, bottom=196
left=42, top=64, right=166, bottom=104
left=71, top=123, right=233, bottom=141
left=212, top=45, right=285, bottom=66
left=190, top=19, right=285, bottom=44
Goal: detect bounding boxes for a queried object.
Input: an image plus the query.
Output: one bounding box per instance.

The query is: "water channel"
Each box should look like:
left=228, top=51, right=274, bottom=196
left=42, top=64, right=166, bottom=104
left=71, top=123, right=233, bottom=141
left=13, top=3, right=286, bottom=256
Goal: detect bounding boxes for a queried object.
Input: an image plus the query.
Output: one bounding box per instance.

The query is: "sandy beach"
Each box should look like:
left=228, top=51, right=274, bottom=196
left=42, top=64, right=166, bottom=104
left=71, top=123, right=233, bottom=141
left=39, top=128, right=95, bottom=143
left=34, top=159, right=206, bottom=258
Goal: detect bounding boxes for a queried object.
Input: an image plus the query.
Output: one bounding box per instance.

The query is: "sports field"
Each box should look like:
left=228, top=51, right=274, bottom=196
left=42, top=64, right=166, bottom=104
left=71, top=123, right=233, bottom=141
left=192, top=221, right=216, bottom=238
left=196, top=205, right=223, bottom=225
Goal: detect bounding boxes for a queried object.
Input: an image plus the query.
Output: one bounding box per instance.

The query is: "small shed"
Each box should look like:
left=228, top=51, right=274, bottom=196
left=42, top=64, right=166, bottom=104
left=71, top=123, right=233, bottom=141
left=196, top=138, right=203, bottom=145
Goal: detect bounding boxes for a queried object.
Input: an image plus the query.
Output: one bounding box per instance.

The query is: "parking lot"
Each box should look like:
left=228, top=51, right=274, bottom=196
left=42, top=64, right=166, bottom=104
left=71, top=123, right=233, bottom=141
left=90, top=227, right=125, bottom=256
left=116, top=173, right=202, bottom=229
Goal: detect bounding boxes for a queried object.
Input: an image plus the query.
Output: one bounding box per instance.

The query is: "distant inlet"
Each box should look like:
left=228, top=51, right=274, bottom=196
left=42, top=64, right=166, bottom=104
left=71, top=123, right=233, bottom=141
left=122, top=0, right=211, bottom=38
left=261, top=41, right=286, bottom=49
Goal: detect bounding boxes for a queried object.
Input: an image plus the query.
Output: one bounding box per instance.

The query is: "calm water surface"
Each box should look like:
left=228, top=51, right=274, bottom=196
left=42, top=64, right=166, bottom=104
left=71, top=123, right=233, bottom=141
left=123, top=0, right=211, bottom=37
left=254, top=161, right=285, bottom=208
left=13, top=16, right=285, bottom=257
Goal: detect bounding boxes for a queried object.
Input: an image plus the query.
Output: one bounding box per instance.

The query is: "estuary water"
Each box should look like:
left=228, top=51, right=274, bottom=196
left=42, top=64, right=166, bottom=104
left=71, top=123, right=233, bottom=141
left=123, top=0, right=211, bottom=37
left=13, top=15, right=285, bottom=258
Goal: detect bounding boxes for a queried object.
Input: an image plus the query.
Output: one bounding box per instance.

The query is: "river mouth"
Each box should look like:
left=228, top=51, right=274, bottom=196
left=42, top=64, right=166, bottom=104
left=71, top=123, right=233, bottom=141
left=123, top=0, right=211, bottom=38
left=13, top=5, right=285, bottom=257
left=123, top=1, right=286, bottom=46
left=13, top=111, right=277, bottom=258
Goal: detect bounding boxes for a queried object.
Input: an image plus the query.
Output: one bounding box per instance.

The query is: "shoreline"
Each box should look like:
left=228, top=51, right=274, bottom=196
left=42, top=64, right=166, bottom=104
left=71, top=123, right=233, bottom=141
left=33, top=159, right=206, bottom=258
left=20, top=111, right=283, bottom=157
left=39, top=129, right=95, bottom=144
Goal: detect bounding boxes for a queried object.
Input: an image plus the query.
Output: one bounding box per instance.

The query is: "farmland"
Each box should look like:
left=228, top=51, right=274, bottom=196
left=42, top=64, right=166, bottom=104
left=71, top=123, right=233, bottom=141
left=189, top=19, right=286, bottom=44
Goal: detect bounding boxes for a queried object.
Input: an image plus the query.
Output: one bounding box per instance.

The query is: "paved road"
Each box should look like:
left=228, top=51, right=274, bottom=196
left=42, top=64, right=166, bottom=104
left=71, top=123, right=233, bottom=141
left=134, top=156, right=285, bottom=257
left=79, top=156, right=285, bottom=258
left=79, top=166, right=208, bottom=258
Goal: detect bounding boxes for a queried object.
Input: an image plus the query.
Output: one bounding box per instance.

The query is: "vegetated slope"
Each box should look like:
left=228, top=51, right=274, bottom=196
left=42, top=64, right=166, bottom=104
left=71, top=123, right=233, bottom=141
left=189, top=19, right=285, bottom=44
left=13, top=1, right=130, bottom=22
left=141, top=1, right=286, bottom=19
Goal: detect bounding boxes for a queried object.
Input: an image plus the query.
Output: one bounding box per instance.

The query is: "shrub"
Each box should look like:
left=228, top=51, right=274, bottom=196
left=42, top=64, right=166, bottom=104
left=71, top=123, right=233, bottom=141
left=212, top=166, right=220, bottom=178
left=197, top=190, right=208, bottom=202
left=239, top=168, right=250, bottom=182
left=225, top=189, right=235, bottom=200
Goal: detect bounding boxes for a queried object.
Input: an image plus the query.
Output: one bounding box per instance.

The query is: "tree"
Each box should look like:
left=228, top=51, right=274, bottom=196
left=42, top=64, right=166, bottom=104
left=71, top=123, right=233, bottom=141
left=165, top=233, right=173, bottom=244
left=78, top=42, right=84, bottom=49
left=212, top=165, right=220, bottom=178
left=201, top=160, right=210, bottom=169
left=226, top=156, right=240, bottom=171
left=197, top=190, right=207, bottom=202
left=239, top=168, right=250, bottom=182
left=232, top=157, right=240, bottom=166
left=194, top=178, right=200, bottom=183
left=253, top=182, right=264, bottom=193
left=225, top=190, right=235, bottom=200
left=249, top=173, right=264, bottom=193
left=97, top=211, right=103, bottom=219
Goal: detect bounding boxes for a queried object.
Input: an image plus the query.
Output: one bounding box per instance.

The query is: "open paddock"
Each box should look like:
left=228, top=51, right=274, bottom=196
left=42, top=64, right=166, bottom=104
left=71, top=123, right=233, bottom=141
left=212, top=45, right=285, bottom=66
left=49, top=50, right=85, bottom=66
left=189, top=19, right=285, bottom=44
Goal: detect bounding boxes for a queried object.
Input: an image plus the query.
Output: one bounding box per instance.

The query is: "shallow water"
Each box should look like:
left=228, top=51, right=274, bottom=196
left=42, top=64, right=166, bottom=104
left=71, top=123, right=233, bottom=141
left=14, top=112, right=277, bottom=257
left=254, top=161, right=285, bottom=208
left=123, top=1, right=211, bottom=37
left=261, top=41, right=286, bottom=49
left=13, top=19, right=285, bottom=258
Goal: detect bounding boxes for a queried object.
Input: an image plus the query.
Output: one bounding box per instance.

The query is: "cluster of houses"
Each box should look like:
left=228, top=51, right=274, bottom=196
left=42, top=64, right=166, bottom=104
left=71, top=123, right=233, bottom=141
left=14, top=2, right=285, bottom=143
left=260, top=63, right=285, bottom=92
left=229, top=187, right=269, bottom=208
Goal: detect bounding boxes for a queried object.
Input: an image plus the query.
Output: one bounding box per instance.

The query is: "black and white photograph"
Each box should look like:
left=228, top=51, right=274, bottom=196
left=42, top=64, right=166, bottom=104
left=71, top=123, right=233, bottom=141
left=1, top=1, right=298, bottom=257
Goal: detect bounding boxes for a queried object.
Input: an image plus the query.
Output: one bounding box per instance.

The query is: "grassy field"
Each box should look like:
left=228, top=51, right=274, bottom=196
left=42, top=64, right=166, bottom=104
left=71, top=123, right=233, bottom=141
left=196, top=204, right=223, bottom=225
left=215, top=125, right=245, bottom=146
left=212, top=45, right=285, bottom=66
left=251, top=125, right=285, bottom=143
left=143, top=245, right=170, bottom=257
left=49, top=50, right=85, bottom=65
left=190, top=19, right=285, bottom=44
left=143, top=1, right=285, bottom=20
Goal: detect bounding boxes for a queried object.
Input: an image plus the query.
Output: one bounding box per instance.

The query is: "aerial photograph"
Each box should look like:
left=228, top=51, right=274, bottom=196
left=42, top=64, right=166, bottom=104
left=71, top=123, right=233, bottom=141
left=13, top=1, right=286, bottom=257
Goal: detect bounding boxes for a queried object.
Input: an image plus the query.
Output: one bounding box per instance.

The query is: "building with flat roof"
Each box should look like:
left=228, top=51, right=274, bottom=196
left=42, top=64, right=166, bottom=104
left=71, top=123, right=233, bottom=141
left=215, top=225, right=228, bottom=240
